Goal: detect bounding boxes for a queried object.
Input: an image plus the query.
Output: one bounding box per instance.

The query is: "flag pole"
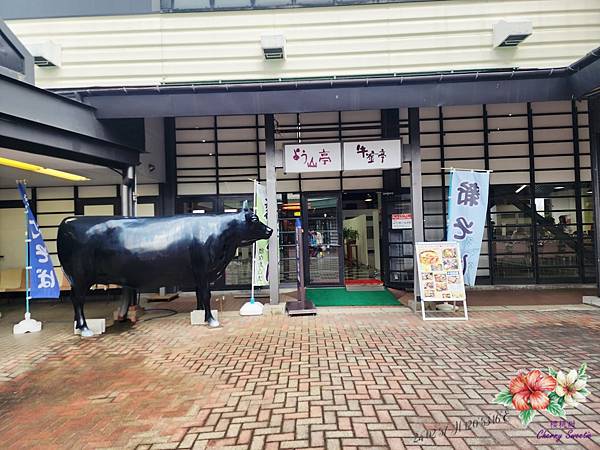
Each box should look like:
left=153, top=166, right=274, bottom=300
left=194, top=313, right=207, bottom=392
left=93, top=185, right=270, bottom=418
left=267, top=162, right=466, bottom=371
left=250, top=179, right=257, bottom=305
left=13, top=180, right=42, bottom=334
left=24, top=182, right=30, bottom=315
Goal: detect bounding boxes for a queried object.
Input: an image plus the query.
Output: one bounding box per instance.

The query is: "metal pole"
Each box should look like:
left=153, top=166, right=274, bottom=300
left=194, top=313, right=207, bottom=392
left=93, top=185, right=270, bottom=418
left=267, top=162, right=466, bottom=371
left=24, top=193, right=30, bottom=315
left=409, top=107, right=424, bottom=313
left=250, top=180, right=257, bottom=303
left=296, top=222, right=306, bottom=302
left=265, top=114, right=280, bottom=305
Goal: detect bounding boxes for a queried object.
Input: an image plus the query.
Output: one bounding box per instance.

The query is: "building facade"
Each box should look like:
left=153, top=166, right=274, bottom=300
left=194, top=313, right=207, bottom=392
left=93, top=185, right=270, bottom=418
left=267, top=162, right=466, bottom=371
left=1, top=0, right=599, bottom=298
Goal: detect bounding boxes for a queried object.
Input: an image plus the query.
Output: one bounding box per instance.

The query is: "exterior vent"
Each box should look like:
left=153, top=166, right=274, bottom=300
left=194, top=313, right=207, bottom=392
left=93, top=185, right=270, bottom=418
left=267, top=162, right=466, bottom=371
left=493, top=20, right=532, bottom=48
left=26, top=41, right=62, bottom=67
left=261, top=34, right=286, bottom=60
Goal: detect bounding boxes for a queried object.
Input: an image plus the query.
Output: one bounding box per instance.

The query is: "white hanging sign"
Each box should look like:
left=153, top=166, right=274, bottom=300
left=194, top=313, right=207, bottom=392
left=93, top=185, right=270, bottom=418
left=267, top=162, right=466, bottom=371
left=284, top=142, right=342, bottom=173
left=343, top=139, right=402, bottom=171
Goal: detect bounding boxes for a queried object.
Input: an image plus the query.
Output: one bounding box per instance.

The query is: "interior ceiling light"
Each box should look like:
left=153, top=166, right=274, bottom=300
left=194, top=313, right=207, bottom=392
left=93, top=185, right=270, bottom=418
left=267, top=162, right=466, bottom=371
left=493, top=20, right=533, bottom=47
left=554, top=186, right=565, bottom=190
left=0, top=156, right=90, bottom=181
left=515, top=184, right=527, bottom=193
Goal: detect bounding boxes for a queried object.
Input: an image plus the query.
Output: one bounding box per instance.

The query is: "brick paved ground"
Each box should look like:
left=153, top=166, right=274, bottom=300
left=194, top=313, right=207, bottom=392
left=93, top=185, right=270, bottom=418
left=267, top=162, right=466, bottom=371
left=0, top=302, right=599, bottom=449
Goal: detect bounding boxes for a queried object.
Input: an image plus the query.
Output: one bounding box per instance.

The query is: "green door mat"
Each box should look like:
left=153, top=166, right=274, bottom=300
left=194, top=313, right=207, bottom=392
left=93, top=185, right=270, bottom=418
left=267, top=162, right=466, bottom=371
left=306, top=287, right=401, bottom=307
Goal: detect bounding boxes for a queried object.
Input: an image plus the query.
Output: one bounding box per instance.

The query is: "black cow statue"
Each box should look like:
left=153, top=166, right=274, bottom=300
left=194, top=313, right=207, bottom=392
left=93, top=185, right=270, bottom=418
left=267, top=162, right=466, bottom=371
left=57, top=201, right=272, bottom=336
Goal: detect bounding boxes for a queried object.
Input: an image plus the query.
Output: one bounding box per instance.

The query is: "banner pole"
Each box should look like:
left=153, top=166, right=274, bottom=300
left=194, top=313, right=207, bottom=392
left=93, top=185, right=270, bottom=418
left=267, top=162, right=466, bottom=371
left=250, top=180, right=257, bottom=304
left=24, top=191, right=30, bottom=315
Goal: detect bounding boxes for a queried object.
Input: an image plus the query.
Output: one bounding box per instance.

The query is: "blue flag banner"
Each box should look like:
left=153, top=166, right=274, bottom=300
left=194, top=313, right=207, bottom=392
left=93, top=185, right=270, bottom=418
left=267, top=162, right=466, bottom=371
left=17, top=182, right=60, bottom=299
left=446, top=170, right=490, bottom=286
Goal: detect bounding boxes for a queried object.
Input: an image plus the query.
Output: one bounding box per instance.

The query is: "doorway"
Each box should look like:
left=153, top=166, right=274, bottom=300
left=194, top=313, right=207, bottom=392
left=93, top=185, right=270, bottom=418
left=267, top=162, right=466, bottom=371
left=302, top=194, right=344, bottom=286
left=341, top=192, right=382, bottom=285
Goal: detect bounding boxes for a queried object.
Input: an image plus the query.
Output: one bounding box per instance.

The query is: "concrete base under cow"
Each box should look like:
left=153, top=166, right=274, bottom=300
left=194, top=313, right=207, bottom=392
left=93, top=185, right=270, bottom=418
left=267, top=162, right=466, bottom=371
left=74, top=319, right=105, bottom=335
left=190, top=310, right=219, bottom=326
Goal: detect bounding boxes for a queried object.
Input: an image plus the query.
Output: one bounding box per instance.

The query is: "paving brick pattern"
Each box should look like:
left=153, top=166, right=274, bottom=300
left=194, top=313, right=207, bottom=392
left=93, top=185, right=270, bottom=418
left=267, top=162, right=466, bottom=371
left=0, top=307, right=599, bottom=449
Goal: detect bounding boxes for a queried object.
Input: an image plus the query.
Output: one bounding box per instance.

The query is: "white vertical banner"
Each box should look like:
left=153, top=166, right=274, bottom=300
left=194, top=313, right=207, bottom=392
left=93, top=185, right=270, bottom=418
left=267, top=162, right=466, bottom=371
left=446, top=170, right=490, bottom=286
left=254, top=181, right=269, bottom=286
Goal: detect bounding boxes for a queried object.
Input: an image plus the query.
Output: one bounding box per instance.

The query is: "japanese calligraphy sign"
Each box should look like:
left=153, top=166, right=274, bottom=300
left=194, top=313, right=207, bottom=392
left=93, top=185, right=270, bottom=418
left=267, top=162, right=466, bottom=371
left=446, top=170, right=490, bottom=286
left=284, top=142, right=342, bottom=173
left=253, top=181, right=269, bottom=286
left=343, top=139, right=401, bottom=171
left=415, top=241, right=466, bottom=302
left=17, top=182, right=60, bottom=299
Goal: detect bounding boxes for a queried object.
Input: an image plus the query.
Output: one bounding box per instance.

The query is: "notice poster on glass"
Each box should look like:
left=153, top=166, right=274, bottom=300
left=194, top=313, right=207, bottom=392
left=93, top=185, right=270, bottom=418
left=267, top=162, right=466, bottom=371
left=391, top=213, right=412, bottom=229
left=415, top=242, right=467, bottom=320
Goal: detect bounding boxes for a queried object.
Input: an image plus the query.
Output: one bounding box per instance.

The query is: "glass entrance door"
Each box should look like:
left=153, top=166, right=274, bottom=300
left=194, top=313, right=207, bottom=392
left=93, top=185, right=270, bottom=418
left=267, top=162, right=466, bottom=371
left=303, top=194, right=343, bottom=285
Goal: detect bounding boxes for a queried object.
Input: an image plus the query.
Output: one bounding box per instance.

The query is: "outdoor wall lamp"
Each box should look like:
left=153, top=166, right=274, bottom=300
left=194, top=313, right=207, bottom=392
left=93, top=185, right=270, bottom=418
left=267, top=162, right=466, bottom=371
left=261, top=34, right=286, bottom=60
left=493, top=20, right=533, bottom=47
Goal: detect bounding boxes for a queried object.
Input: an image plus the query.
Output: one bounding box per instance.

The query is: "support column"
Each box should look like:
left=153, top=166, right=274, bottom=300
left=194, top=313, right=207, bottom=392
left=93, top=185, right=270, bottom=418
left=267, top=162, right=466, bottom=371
left=382, top=108, right=401, bottom=192
left=589, top=96, right=600, bottom=295
left=408, top=107, right=424, bottom=313
left=121, top=165, right=137, bottom=308
left=162, top=117, right=177, bottom=217
left=121, top=165, right=136, bottom=217
left=265, top=114, right=280, bottom=305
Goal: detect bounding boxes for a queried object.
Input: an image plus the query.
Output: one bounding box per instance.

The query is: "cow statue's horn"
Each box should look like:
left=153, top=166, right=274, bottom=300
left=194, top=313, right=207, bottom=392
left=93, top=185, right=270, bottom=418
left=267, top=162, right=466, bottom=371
left=242, top=200, right=249, bottom=211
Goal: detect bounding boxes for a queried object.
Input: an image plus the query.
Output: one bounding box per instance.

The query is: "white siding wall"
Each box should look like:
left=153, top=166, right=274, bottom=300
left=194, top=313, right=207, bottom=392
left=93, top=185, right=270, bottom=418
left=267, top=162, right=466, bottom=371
left=6, top=0, right=600, bottom=88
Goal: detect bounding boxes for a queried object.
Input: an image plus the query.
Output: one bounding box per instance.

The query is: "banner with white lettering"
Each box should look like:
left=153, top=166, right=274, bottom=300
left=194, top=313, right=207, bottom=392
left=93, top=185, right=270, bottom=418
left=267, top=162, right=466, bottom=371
left=446, top=170, right=490, bottom=286
left=253, top=181, right=269, bottom=286
left=17, top=182, right=60, bottom=299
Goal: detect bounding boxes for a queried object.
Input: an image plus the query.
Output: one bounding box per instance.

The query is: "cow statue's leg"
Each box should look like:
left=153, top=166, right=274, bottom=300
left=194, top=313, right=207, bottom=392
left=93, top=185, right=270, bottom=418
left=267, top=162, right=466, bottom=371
left=195, top=287, right=204, bottom=311
left=72, top=284, right=93, bottom=337
left=199, top=285, right=219, bottom=327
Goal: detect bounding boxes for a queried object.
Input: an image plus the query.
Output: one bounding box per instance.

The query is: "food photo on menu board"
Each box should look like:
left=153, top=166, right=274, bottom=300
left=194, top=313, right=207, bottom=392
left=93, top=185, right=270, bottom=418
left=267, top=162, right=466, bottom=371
left=416, top=242, right=466, bottom=301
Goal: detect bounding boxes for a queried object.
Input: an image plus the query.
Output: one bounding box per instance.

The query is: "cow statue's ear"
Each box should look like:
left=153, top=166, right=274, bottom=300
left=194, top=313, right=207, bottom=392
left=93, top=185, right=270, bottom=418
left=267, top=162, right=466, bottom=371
left=242, top=200, right=249, bottom=211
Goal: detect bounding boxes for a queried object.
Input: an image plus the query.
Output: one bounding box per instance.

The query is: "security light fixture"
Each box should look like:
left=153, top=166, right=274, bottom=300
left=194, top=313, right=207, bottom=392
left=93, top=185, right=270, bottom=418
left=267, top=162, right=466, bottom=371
left=261, top=34, right=286, bottom=60
left=26, top=41, right=62, bottom=67
left=493, top=20, right=532, bottom=47
left=0, top=156, right=89, bottom=181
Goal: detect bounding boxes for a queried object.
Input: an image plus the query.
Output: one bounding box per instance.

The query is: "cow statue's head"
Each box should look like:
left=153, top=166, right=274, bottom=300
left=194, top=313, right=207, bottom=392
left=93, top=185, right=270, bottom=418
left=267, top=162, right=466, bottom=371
left=238, top=200, right=273, bottom=246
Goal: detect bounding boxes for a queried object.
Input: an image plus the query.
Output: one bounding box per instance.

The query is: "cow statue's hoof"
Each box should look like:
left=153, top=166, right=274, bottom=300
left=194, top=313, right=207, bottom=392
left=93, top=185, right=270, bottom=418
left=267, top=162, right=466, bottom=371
left=207, top=318, right=220, bottom=328
left=80, top=327, right=94, bottom=337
